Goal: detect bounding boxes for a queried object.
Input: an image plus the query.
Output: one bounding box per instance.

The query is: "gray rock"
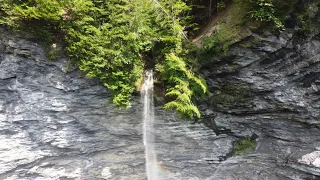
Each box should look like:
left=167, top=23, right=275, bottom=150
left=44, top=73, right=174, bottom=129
left=0, top=27, right=228, bottom=180
left=200, top=11, right=320, bottom=180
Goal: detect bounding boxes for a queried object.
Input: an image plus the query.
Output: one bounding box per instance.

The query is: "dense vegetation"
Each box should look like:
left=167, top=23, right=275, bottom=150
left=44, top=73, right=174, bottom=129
left=0, top=0, right=207, bottom=119
left=234, top=0, right=319, bottom=30
left=0, top=0, right=317, bottom=119
left=199, top=0, right=319, bottom=62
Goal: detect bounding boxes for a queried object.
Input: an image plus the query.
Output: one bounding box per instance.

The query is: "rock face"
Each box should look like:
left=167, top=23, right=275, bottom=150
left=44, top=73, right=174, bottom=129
left=200, top=10, right=320, bottom=180
left=1, top=15, right=320, bottom=179
left=0, top=27, right=235, bottom=179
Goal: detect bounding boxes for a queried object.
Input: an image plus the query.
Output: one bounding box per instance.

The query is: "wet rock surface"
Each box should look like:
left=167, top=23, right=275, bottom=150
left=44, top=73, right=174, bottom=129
left=1, top=16, right=320, bottom=179
left=200, top=11, right=320, bottom=180
left=0, top=27, right=232, bottom=179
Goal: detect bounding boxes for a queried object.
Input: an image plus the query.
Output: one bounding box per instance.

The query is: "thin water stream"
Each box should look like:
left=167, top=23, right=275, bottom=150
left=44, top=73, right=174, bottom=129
left=141, top=70, right=160, bottom=179
left=0, top=47, right=225, bottom=179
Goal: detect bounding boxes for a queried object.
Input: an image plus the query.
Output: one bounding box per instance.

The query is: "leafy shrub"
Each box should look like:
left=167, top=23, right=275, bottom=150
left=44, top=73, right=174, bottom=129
left=0, top=0, right=207, bottom=118
left=163, top=53, right=207, bottom=119
left=234, top=0, right=283, bottom=29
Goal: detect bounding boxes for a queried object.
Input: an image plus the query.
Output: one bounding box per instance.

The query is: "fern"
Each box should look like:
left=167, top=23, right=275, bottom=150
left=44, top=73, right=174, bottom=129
left=0, top=0, right=207, bottom=116
left=164, top=101, right=200, bottom=119
left=163, top=53, right=207, bottom=119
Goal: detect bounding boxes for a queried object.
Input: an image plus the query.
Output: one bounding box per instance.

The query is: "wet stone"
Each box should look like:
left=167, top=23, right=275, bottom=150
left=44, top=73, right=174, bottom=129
left=0, top=28, right=226, bottom=180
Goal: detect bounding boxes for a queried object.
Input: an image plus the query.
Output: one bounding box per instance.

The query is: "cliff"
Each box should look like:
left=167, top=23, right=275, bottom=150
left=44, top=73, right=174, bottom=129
left=199, top=5, right=320, bottom=179
left=1, top=3, right=320, bottom=179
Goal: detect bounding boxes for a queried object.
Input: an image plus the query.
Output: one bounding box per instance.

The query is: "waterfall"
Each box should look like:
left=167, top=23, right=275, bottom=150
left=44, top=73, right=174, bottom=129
left=141, top=70, right=159, bottom=180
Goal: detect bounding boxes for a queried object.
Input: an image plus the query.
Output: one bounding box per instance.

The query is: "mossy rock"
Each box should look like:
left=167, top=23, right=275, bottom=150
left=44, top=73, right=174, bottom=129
left=233, top=137, right=257, bottom=156
left=210, top=83, right=253, bottom=108
left=237, top=42, right=252, bottom=48
left=44, top=43, right=62, bottom=61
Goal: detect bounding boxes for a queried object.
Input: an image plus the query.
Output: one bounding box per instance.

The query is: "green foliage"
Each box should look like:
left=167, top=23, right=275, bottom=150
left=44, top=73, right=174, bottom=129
left=151, top=0, right=208, bottom=119
left=0, top=0, right=63, bottom=26
left=14, top=1, right=62, bottom=21
left=45, top=46, right=59, bottom=61
left=233, top=0, right=318, bottom=31
left=163, top=53, right=207, bottom=119
left=201, top=23, right=238, bottom=58
left=62, top=0, right=153, bottom=107
left=0, top=0, right=207, bottom=118
left=233, top=137, right=257, bottom=156
left=217, top=1, right=227, bottom=12
left=296, top=2, right=320, bottom=33
left=196, top=2, right=253, bottom=61
left=234, top=0, right=283, bottom=29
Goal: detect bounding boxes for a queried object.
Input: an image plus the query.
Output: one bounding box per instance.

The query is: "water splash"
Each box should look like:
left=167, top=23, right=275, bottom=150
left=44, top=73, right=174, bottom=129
left=141, top=70, right=159, bottom=180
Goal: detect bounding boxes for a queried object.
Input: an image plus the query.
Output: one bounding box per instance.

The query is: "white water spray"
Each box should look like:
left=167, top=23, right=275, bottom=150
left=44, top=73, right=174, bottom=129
left=141, top=70, right=159, bottom=180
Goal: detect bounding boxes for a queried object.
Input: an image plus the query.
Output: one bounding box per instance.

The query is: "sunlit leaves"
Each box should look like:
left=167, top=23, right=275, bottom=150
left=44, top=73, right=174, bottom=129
left=163, top=53, right=207, bottom=119
left=0, top=0, right=208, bottom=118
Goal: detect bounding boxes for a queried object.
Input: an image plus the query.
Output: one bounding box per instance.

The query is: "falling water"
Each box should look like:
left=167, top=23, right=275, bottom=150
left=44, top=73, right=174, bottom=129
left=141, top=70, right=159, bottom=180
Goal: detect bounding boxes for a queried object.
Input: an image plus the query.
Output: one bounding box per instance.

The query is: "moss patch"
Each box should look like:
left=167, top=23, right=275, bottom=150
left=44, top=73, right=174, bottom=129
left=45, top=44, right=61, bottom=61
left=295, top=2, right=320, bottom=33
left=211, top=83, right=253, bottom=108
left=193, top=2, right=255, bottom=46
left=200, top=23, right=239, bottom=57
left=195, top=2, right=260, bottom=62
left=233, top=137, right=257, bottom=156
